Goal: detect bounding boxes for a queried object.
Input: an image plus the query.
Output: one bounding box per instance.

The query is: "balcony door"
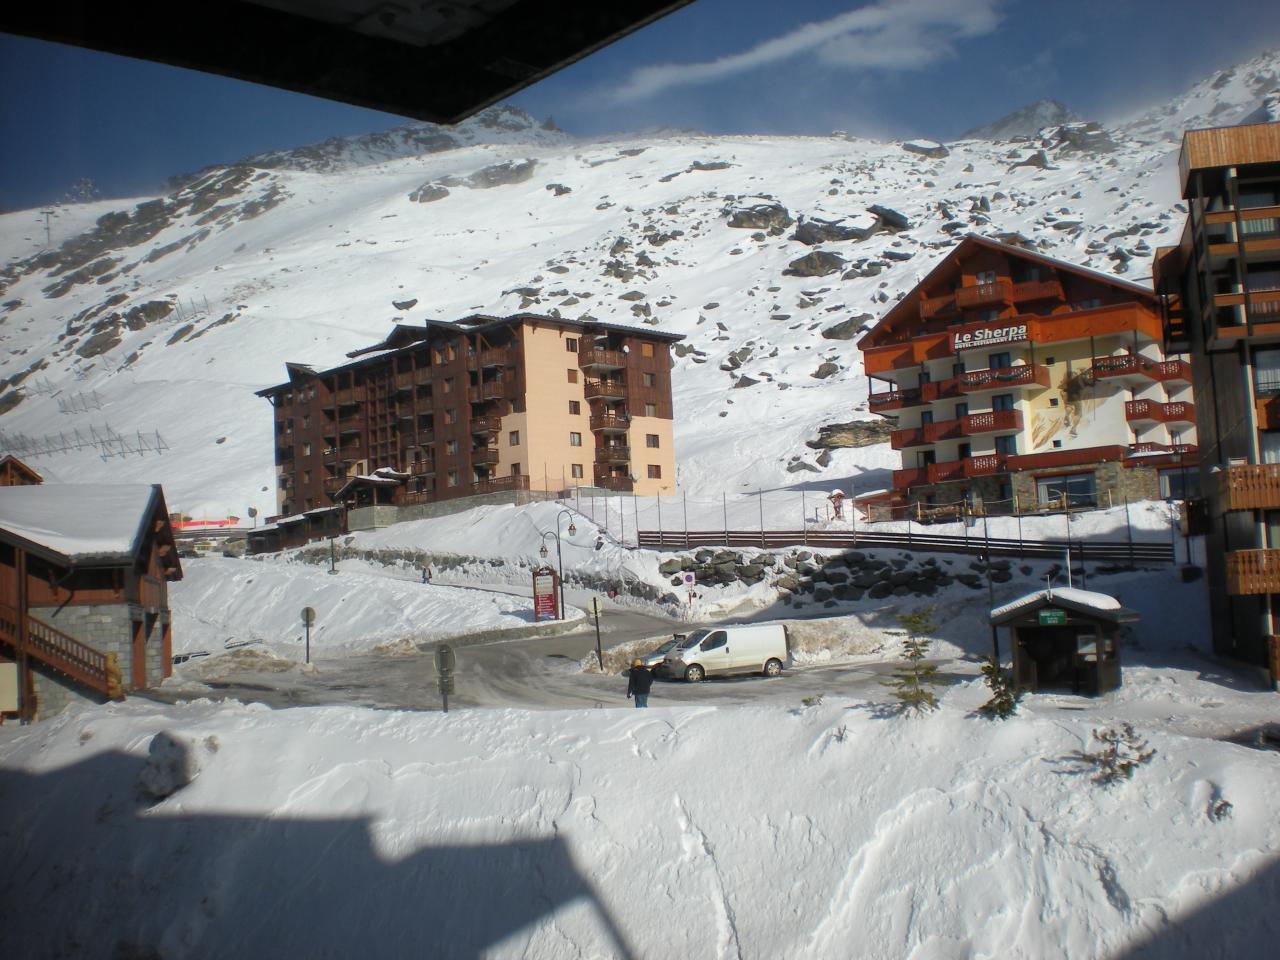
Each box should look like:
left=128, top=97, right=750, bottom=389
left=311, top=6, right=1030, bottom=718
left=989, top=352, right=1011, bottom=371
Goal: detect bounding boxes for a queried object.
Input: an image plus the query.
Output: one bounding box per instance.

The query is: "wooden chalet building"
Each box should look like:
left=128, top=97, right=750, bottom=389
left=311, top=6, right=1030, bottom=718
left=858, top=235, right=1196, bottom=517
left=1153, top=120, right=1280, bottom=688
left=0, top=454, right=43, bottom=486
left=0, top=482, right=182, bottom=721
left=256, top=313, right=683, bottom=529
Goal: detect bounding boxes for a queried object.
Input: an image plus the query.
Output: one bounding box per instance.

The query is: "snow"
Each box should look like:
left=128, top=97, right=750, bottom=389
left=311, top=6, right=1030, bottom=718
left=990, top=585, right=1125, bottom=620
left=1, top=670, right=1277, bottom=958
left=0, top=483, right=157, bottom=561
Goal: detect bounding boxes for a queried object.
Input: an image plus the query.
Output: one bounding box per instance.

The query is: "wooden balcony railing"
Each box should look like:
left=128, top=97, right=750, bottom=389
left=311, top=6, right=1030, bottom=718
left=584, top=379, right=627, bottom=400
left=964, top=454, right=1007, bottom=477
left=923, top=418, right=963, bottom=443
left=1010, top=279, right=1064, bottom=302
left=958, top=365, right=1049, bottom=393
left=892, top=466, right=929, bottom=489
left=1124, top=399, right=1196, bottom=424
left=0, top=602, right=124, bottom=699
left=471, top=474, right=530, bottom=496
left=334, top=387, right=363, bottom=405
left=478, top=347, right=517, bottom=368
left=868, top=388, right=922, bottom=411
left=470, top=415, right=502, bottom=435
left=927, top=460, right=965, bottom=483
left=1225, top=549, right=1280, bottom=595
left=1152, top=359, right=1191, bottom=382
left=890, top=427, right=927, bottom=450
left=1091, top=354, right=1148, bottom=380
left=955, top=280, right=1012, bottom=309
left=919, top=293, right=954, bottom=319
left=471, top=447, right=499, bottom=467
left=590, top=414, right=631, bottom=432
left=1218, top=463, right=1280, bottom=511
left=592, top=476, right=635, bottom=492
left=920, top=378, right=963, bottom=402
left=595, top=445, right=631, bottom=464
left=962, top=409, right=1022, bottom=435
left=474, top=380, right=511, bottom=402
left=580, top=348, right=627, bottom=369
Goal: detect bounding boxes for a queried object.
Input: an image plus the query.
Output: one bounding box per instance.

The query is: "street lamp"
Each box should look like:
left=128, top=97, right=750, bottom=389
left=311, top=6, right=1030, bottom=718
left=538, top=511, right=578, bottom=620
left=328, top=534, right=338, bottom=574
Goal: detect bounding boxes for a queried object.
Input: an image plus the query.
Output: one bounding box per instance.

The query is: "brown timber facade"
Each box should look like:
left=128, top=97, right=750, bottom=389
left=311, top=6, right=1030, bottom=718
left=256, top=314, right=682, bottom=519
left=1154, top=120, right=1280, bottom=688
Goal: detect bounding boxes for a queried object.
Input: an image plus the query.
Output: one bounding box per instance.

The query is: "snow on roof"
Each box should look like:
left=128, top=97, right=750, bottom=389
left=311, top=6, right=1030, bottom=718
left=990, top=586, right=1130, bottom=623
left=0, top=483, right=159, bottom=564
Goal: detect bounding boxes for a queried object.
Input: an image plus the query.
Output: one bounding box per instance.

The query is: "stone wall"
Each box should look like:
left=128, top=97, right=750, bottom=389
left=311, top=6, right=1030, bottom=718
left=1009, top=461, right=1161, bottom=511
left=31, top=666, right=106, bottom=721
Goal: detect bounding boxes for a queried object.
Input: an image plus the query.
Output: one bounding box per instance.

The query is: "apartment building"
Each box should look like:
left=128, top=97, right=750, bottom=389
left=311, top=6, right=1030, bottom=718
left=1153, top=120, right=1280, bottom=687
left=858, top=235, right=1196, bottom=515
left=256, top=313, right=682, bottom=518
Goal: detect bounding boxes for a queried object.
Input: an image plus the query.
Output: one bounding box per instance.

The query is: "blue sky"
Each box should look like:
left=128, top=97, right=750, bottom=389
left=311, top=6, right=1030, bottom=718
left=2, top=0, right=1278, bottom=211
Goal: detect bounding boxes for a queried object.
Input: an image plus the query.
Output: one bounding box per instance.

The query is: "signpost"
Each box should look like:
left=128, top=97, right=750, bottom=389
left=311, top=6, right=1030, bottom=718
left=1038, top=608, right=1067, bottom=626
left=300, top=606, right=316, bottom=664
left=590, top=597, right=604, bottom=670
left=435, top=643, right=456, bottom=713
left=683, top=572, right=694, bottom=606
left=532, top=566, right=559, bottom=621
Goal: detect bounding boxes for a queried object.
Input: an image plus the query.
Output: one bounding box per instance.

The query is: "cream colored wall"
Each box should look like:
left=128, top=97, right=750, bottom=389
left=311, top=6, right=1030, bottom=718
left=518, top=324, right=590, bottom=492
left=629, top=415, right=677, bottom=496
left=495, top=410, right=529, bottom=481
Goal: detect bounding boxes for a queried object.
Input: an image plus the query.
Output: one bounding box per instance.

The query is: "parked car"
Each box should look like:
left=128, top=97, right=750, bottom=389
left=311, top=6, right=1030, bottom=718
left=636, top=636, right=685, bottom=675
left=664, top=623, right=791, bottom=682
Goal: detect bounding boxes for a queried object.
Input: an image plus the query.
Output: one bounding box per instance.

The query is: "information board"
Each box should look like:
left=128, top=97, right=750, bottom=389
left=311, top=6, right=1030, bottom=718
left=533, top=567, right=559, bottom=621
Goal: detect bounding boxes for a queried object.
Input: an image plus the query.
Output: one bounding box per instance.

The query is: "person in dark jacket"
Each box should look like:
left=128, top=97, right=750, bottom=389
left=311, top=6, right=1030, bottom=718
left=626, top=658, right=653, bottom=708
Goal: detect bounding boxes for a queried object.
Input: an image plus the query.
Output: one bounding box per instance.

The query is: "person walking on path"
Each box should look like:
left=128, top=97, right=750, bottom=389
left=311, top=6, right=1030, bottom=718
left=626, top=658, right=653, bottom=708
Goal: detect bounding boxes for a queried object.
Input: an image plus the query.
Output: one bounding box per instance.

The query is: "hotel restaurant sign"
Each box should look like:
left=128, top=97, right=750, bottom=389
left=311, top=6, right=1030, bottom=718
left=952, top=322, right=1029, bottom=352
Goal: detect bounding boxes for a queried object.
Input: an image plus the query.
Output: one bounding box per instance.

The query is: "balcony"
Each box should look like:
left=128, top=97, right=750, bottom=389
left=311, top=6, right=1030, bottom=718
left=1225, top=548, right=1280, bottom=595
left=580, top=348, right=627, bottom=370
left=1152, top=359, right=1191, bottom=383
left=927, top=460, right=965, bottom=483
left=955, top=280, right=1012, bottom=310
left=337, top=417, right=366, bottom=435
left=473, top=380, right=511, bottom=402
left=471, top=474, right=530, bottom=496
left=593, top=475, right=635, bottom=492
left=590, top=413, right=631, bottom=433
left=470, top=415, right=502, bottom=435
left=890, top=427, right=927, bottom=450
left=478, top=346, right=517, bottom=368
left=1091, top=354, right=1153, bottom=383
left=920, top=378, right=963, bottom=402
left=964, top=454, right=1007, bottom=477
left=1126, top=441, right=1196, bottom=459
left=1218, top=463, right=1280, bottom=512
left=962, top=409, right=1022, bottom=435
left=1124, top=399, right=1196, bottom=425
left=334, top=387, right=362, bottom=406
left=958, top=365, right=1049, bottom=393
left=868, top=387, right=923, bottom=412
left=595, top=445, right=631, bottom=464
left=584, top=379, right=626, bottom=401
left=892, top=466, right=929, bottom=489
left=923, top=418, right=963, bottom=443
left=471, top=447, right=499, bottom=467
left=1011, top=279, right=1064, bottom=302
left=919, top=292, right=955, bottom=320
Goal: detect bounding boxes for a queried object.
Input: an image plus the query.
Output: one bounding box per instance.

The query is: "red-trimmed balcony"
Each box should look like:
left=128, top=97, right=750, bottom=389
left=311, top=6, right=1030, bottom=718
left=1152, top=359, right=1191, bottom=383
left=955, top=280, right=1012, bottom=310
left=868, top=387, right=923, bottom=412
left=964, top=454, right=1007, bottom=477
left=961, top=409, right=1022, bottom=435
left=958, top=365, right=1049, bottom=394
left=892, top=466, right=929, bottom=489
left=927, top=460, right=966, bottom=483
left=890, top=427, right=928, bottom=450
left=1092, top=354, right=1156, bottom=384
left=920, top=378, right=963, bottom=402
left=919, top=292, right=955, bottom=319
left=923, top=418, right=963, bottom=443
left=1125, top=399, right=1196, bottom=425
left=1011, top=279, right=1064, bottom=303
left=1127, top=441, right=1197, bottom=458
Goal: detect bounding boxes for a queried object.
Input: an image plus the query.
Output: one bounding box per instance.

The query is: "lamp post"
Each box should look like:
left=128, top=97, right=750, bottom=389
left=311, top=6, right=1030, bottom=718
left=328, top=534, right=338, bottom=575
left=539, top=511, right=577, bottom=620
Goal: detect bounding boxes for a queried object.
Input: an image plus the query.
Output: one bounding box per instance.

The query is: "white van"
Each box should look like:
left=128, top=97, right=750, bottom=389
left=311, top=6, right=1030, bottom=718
left=664, top=623, right=790, bottom=682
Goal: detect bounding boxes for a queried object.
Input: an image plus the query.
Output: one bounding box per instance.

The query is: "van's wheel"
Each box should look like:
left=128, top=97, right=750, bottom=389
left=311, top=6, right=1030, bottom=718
left=763, top=658, right=783, bottom=678
left=684, top=664, right=705, bottom=682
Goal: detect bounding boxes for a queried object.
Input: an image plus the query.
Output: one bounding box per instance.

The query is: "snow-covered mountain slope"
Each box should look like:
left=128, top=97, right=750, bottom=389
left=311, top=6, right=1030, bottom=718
left=959, top=98, right=1080, bottom=140
left=1, top=52, right=1277, bottom=519
left=1120, top=46, right=1280, bottom=140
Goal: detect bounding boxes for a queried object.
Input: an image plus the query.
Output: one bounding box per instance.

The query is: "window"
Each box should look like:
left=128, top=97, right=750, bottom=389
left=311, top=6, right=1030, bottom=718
left=434, top=349, right=445, bottom=365
left=302, top=471, right=311, bottom=484
left=446, top=344, right=456, bottom=361
left=952, top=361, right=965, bottom=377
left=442, top=377, right=453, bottom=394
left=988, top=352, right=1011, bottom=370
left=567, top=368, right=578, bottom=383
left=994, top=435, right=1018, bottom=456
left=1074, top=297, right=1103, bottom=311
left=302, top=415, right=310, bottom=429
left=1036, top=471, right=1096, bottom=508
left=992, top=394, right=1014, bottom=412
left=1052, top=439, right=1063, bottom=448
left=509, top=431, right=520, bottom=446
left=647, top=464, right=662, bottom=479
left=641, top=342, right=654, bottom=358
left=569, top=400, right=581, bottom=415
left=569, top=432, right=582, bottom=446
left=565, top=337, right=578, bottom=352
left=954, top=402, right=968, bottom=418
left=1044, top=356, right=1056, bottom=365
left=1049, top=397, right=1059, bottom=407
left=919, top=367, right=932, bottom=384
left=975, top=269, right=997, bottom=285
left=447, top=470, right=458, bottom=487
left=646, top=434, right=660, bottom=448
left=571, top=463, right=584, bottom=479
left=1262, top=431, right=1280, bottom=465
left=978, top=309, right=1000, bottom=323
left=644, top=402, right=657, bottom=417
left=957, top=443, right=971, bottom=459
left=642, top=372, right=656, bottom=387
left=511, top=463, right=521, bottom=476
left=1256, top=349, right=1280, bottom=394
left=445, top=439, right=458, bottom=456
left=303, top=442, right=312, bottom=456
left=701, top=631, right=727, bottom=651
left=920, top=410, right=934, bottom=425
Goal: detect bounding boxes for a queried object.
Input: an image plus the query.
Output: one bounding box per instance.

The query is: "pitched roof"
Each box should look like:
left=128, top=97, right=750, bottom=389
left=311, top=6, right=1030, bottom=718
left=859, top=234, right=1159, bottom=348
left=0, top=483, right=173, bottom=568
left=990, top=587, right=1140, bottom=625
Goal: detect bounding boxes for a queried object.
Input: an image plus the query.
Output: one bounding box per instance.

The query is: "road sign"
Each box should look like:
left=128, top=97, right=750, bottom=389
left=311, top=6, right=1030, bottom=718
left=1038, top=608, right=1067, bottom=626
left=301, top=606, right=316, bottom=626
left=683, top=573, right=694, bottom=585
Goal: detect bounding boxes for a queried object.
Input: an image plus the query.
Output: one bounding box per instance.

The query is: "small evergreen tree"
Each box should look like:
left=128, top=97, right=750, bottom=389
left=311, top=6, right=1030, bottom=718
left=977, top=655, right=1024, bottom=719
left=880, top=605, right=948, bottom=715
left=1071, top=723, right=1156, bottom=786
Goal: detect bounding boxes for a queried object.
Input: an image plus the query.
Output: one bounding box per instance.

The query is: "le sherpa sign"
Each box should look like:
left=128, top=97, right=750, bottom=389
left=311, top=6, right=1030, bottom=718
left=952, top=323, right=1028, bottom=352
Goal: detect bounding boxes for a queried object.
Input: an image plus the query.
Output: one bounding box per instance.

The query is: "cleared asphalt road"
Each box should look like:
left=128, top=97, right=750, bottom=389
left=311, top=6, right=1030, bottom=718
left=150, top=607, right=970, bottom=713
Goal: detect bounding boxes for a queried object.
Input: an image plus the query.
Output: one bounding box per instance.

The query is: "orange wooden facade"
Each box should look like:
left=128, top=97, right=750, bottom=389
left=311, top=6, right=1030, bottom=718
left=0, top=455, right=43, bottom=487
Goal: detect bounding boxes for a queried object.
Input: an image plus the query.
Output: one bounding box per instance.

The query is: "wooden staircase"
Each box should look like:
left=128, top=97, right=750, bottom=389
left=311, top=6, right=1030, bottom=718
left=0, top=601, right=124, bottom=700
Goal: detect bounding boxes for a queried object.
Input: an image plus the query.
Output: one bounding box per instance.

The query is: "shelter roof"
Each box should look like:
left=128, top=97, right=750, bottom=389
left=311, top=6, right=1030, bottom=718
left=990, top=587, right=1140, bottom=626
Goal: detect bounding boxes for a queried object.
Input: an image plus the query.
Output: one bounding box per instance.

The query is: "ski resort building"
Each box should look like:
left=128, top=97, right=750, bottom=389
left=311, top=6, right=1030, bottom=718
left=1153, top=120, right=1280, bottom=688
left=858, top=235, right=1197, bottom=518
left=0, top=481, right=182, bottom=722
left=256, top=313, right=682, bottom=528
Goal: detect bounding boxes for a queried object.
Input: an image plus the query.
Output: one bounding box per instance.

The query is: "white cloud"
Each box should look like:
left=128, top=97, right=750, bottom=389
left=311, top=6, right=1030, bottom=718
left=610, top=0, right=1003, bottom=103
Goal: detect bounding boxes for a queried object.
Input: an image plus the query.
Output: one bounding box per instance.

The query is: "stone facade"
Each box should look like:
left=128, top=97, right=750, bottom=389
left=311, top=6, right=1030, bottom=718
left=1010, top=462, right=1160, bottom=511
